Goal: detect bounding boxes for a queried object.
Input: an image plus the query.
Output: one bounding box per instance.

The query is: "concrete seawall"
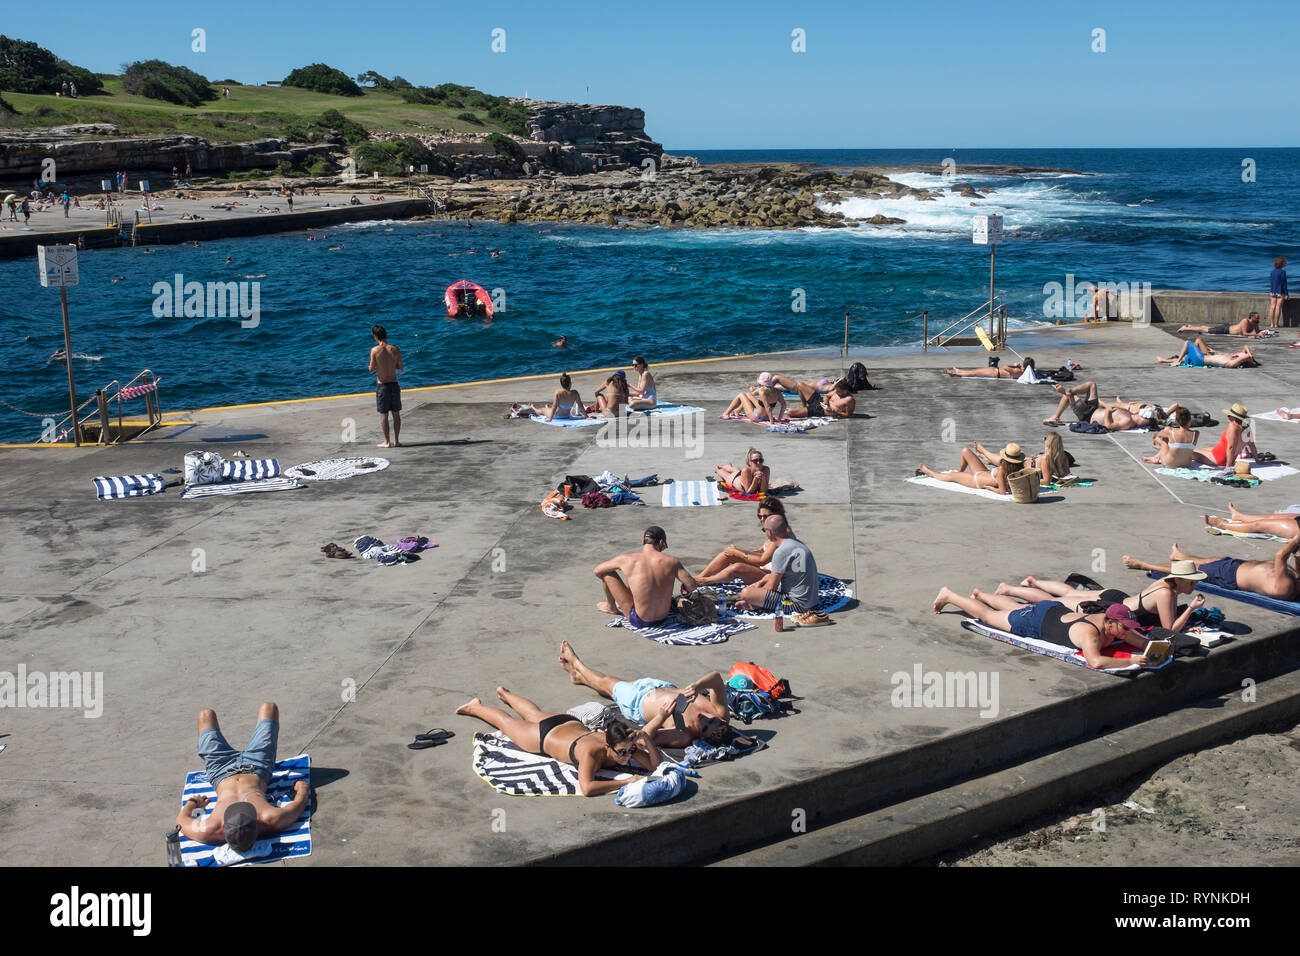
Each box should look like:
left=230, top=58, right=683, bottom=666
left=3, top=322, right=1300, bottom=866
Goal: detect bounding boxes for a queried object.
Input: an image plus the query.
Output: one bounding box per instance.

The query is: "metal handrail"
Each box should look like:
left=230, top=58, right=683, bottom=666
left=930, top=295, right=1004, bottom=343
left=43, top=369, right=162, bottom=444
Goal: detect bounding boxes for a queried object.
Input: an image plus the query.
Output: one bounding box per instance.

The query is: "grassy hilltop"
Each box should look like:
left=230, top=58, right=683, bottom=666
left=2, top=77, right=520, bottom=143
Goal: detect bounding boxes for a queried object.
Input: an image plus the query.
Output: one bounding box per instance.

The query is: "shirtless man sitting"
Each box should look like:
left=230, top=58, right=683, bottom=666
left=769, top=373, right=856, bottom=419
left=176, top=701, right=310, bottom=854
left=1124, top=537, right=1300, bottom=601
left=594, top=526, right=700, bottom=627
left=558, top=641, right=732, bottom=747
left=1156, top=337, right=1259, bottom=368
left=1178, top=312, right=1264, bottom=337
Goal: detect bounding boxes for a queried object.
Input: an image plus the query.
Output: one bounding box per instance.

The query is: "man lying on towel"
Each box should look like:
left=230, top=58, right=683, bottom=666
left=176, top=701, right=310, bottom=853
left=769, top=373, right=856, bottom=419
left=1124, top=538, right=1300, bottom=601
left=559, top=641, right=733, bottom=747
left=594, top=525, right=701, bottom=627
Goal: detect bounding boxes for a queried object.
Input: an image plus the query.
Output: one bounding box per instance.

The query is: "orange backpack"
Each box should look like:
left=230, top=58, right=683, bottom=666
left=729, top=661, right=791, bottom=699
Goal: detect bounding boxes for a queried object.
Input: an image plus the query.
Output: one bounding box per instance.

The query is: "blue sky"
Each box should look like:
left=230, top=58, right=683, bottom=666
left=6, top=0, right=1297, bottom=148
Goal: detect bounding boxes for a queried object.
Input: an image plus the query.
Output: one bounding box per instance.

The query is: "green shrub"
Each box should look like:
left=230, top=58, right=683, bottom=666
left=315, top=108, right=368, bottom=145
left=305, top=157, right=330, bottom=177
left=0, top=35, right=102, bottom=94
left=456, top=111, right=483, bottom=125
left=123, top=59, right=214, bottom=106
left=0, top=92, right=17, bottom=115
left=353, top=137, right=437, bottom=176
left=282, top=63, right=362, bottom=97
left=34, top=104, right=53, bottom=116
left=486, top=133, right=525, bottom=165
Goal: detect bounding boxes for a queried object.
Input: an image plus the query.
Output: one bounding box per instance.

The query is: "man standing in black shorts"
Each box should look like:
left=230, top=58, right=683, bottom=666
left=368, top=325, right=403, bottom=447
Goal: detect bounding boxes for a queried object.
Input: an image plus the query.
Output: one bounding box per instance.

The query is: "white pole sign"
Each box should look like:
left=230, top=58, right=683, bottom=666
left=38, top=244, right=79, bottom=287
left=972, top=213, right=1003, bottom=246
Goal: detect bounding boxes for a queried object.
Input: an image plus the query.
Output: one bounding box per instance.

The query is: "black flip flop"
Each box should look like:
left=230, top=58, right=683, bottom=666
left=414, top=728, right=454, bottom=742
left=407, top=738, right=448, bottom=750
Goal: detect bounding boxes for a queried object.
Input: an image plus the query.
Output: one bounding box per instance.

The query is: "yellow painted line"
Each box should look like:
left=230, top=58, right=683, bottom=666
left=191, top=350, right=787, bottom=414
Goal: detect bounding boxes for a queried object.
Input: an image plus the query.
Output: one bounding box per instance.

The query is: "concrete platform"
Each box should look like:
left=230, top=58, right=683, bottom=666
left=2, top=321, right=1299, bottom=866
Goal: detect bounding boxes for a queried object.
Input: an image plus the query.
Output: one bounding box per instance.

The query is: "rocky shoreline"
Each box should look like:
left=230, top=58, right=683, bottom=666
left=430, top=160, right=1044, bottom=231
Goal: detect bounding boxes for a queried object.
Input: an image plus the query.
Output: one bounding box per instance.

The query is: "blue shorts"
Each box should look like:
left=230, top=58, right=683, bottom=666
left=611, top=678, right=676, bottom=723
left=199, top=718, right=278, bottom=786
left=1199, top=557, right=1241, bottom=590
left=628, top=608, right=668, bottom=629
left=1006, top=601, right=1055, bottom=639
left=1184, top=341, right=1205, bottom=367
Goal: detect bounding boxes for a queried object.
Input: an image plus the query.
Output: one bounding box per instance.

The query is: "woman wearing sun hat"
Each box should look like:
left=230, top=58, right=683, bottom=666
left=1194, top=403, right=1258, bottom=467
left=1001, top=561, right=1207, bottom=632
left=917, top=442, right=1025, bottom=494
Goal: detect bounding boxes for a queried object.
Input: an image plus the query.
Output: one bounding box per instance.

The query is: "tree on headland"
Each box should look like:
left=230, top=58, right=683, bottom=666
left=283, top=63, right=363, bottom=97
left=0, top=35, right=103, bottom=94
left=122, top=59, right=214, bottom=107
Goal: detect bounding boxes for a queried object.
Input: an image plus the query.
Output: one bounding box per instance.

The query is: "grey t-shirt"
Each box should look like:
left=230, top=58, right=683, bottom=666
left=770, top=536, right=818, bottom=610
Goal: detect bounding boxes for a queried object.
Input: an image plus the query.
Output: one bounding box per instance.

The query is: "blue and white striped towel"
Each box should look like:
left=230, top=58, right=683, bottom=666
left=179, top=753, right=312, bottom=866
left=661, top=480, right=720, bottom=507
left=221, top=458, right=280, bottom=481
left=92, top=474, right=166, bottom=500
left=180, top=476, right=302, bottom=500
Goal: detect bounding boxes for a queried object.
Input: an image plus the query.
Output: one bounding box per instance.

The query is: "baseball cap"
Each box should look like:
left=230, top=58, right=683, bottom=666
left=1105, top=604, right=1142, bottom=630
left=223, top=802, right=259, bottom=853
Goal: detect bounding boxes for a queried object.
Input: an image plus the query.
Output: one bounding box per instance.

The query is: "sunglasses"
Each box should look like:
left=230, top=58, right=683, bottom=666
left=613, top=746, right=636, bottom=758
left=750, top=457, right=763, bottom=464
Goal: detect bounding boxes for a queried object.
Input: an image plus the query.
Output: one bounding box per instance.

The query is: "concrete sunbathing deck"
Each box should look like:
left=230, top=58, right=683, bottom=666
left=2, top=322, right=1299, bottom=866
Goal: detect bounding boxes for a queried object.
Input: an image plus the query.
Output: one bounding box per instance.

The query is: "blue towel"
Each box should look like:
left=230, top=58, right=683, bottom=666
left=179, top=753, right=312, bottom=866
left=1146, top=570, right=1300, bottom=616
left=92, top=474, right=166, bottom=500
left=221, top=458, right=279, bottom=481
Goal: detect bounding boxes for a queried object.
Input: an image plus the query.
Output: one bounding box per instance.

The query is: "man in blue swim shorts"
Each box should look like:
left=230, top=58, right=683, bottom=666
left=593, top=526, right=701, bottom=628
left=176, top=701, right=310, bottom=854
left=1125, top=539, right=1300, bottom=601
left=559, top=641, right=733, bottom=746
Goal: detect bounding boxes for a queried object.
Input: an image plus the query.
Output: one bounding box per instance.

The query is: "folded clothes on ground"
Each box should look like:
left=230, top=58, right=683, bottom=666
left=354, top=535, right=420, bottom=565
left=178, top=754, right=311, bottom=866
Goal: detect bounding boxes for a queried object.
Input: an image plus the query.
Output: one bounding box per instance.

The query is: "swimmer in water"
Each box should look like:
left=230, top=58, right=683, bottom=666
left=553, top=335, right=567, bottom=348
left=110, top=276, right=125, bottom=283
left=225, top=256, right=233, bottom=264
left=490, top=250, right=501, bottom=258
left=50, top=348, right=67, bottom=362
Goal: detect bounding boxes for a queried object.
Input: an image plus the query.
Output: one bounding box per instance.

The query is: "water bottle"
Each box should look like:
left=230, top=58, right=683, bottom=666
left=165, top=825, right=184, bottom=867
left=774, top=603, right=784, bottom=632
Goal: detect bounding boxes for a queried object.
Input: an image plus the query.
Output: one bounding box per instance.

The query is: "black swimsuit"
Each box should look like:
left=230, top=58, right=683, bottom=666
left=1098, top=586, right=1162, bottom=627
left=1041, top=604, right=1103, bottom=649
left=537, top=714, right=584, bottom=762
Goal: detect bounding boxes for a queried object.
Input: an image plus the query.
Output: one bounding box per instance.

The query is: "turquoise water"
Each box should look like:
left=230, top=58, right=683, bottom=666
left=2, top=147, right=1296, bottom=442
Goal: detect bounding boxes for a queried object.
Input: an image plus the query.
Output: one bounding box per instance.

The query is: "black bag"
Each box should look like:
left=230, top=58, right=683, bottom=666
left=1052, top=366, right=1075, bottom=382
left=558, top=475, right=600, bottom=496
left=844, top=361, right=875, bottom=392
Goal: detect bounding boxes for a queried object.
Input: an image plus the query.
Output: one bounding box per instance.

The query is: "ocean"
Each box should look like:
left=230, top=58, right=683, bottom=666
left=1, top=147, right=1296, bottom=443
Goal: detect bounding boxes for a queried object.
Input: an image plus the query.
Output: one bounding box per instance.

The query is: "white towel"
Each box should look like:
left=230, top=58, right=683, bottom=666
left=907, top=474, right=1009, bottom=501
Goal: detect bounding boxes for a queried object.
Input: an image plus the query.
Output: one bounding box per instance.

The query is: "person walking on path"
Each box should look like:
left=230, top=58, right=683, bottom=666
left=368, top=324, right=403, bottom=448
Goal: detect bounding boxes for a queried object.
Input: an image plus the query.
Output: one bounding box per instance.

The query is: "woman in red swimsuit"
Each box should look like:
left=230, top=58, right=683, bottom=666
left=1194, top=403, right=1256, bottom=467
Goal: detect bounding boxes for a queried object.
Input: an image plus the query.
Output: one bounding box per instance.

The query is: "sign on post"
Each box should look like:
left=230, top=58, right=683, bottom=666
left=972, top=214, right=1003, bottom=245
left=38, top=244, right=79, bottom=287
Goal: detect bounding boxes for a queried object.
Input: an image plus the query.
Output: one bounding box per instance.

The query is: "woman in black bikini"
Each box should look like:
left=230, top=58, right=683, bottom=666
left=456, top=686, right=668, bottom=796
left=993, top=561, right=1207, bottom=631
left=932, top=587, right=1152, bottom=668
left=943, top=358, right=1036, bottom=379
left=714, top=447, right=770, bottom=495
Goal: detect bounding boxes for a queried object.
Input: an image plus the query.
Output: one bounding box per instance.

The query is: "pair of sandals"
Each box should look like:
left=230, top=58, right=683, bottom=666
left=321, top=542, right=352, bottom=559
left=793, top=610, right=831, bottom=627
left=407, top=728, right=455, bottom=750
